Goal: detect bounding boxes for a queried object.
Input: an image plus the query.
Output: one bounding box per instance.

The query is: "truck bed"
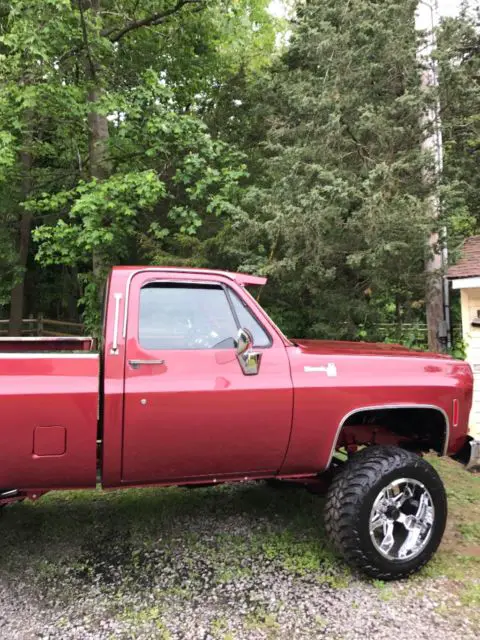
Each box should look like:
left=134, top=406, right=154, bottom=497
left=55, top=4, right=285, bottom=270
left=0, top=346, right=99, bottom=489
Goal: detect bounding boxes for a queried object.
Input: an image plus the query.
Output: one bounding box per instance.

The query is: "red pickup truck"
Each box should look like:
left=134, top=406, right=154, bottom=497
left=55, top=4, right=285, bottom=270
left=0, top=266, right=475, bottom=579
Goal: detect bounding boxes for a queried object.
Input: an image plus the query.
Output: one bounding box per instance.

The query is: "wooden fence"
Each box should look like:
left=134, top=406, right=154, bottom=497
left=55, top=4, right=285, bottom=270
left=0, top=317, right=460, bottom=345
left=0, top=315, right=85, bottom=337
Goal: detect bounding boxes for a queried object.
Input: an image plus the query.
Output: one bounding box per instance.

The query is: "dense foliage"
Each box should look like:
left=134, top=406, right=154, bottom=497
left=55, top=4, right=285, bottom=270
left=437, top=3, right=480, bottom=251
left=0, top=0, right=479, bottom=344
left=215, top=0, right=434, bottom=342
left=0, top=0, right=276, bottom=331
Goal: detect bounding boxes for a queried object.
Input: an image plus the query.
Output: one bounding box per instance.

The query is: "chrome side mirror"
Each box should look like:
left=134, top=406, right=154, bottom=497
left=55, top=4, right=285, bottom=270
left=236, top=328, right=253, bottom=355
left=235, top=328, right=262, bottom=375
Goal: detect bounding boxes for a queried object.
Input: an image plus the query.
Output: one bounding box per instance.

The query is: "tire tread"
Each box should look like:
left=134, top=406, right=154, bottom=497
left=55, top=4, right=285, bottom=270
left=324, top=445, right=446, bottom=580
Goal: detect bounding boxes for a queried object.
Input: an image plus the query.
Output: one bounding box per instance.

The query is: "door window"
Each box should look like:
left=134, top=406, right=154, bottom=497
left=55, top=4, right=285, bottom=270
left=139, top=283, right=238, bottom=350
left=228, top=290, right=271, bottom=348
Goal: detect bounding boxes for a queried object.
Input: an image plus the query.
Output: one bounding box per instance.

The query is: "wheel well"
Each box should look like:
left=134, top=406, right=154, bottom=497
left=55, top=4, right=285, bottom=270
left=336, top=407, right=448, bottom=457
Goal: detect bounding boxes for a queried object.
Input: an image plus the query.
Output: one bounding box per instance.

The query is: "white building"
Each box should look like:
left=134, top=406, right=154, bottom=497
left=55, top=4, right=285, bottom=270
left=448, top=237, right=480, bottom=460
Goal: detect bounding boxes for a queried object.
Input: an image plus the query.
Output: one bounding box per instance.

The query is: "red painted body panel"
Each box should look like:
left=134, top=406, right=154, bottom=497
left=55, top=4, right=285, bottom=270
left=280, top=343, right=473, bottom=474
left=121, top=271, right=292, bottom=483
left=110, top=265, right=268, bottom=287
left=0, top=265, right=474, bottom=497
left=0, top=354, right=98, bottom=489
left=102, top=268, right=129, bottom=488
left=122, top=348, right=293, bottom=481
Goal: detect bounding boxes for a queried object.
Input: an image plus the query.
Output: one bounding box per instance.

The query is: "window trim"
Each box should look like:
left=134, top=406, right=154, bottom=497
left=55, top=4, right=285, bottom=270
left=223, top=285, right=273, bottom=349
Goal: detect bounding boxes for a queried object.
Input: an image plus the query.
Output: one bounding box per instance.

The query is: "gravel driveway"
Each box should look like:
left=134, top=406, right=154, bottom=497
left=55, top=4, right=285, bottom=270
left=0, top=461, right=478, bottom=639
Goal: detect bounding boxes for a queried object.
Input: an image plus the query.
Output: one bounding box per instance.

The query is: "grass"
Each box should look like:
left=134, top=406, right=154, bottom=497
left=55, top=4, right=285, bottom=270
left=422, top=456, right=480, bottom=574
left=411, top=457, right=480, bottom=624
left=244, top=608, right=281, bottom=638
left=0, top=456, right=478, bottom=632
left=210, top=616, right=228, bottom=638
left=458, top=522, right=480, bottom=544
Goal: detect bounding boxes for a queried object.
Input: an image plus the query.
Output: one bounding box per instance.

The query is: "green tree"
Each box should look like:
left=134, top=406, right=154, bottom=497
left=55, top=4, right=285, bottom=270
left=437, top=3, right=480, bottom=250
left=215, top=0, right=435, bottom=342
left=0, top=0, right=276, bottom=333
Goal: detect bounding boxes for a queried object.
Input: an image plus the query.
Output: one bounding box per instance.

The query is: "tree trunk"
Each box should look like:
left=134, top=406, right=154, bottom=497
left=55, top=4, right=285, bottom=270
left=85, top=0, right=111, bottom=287
left=416, top=2, right=445, bottom=353
left=425, top=242, right=444, bottom=352
left=88, top=87, right=110, bottom=181
left=88, top=87, right=110, bottom=289
left=86, top=0, right=109, bottom=184
left=8, top=146, right=33, bottom=336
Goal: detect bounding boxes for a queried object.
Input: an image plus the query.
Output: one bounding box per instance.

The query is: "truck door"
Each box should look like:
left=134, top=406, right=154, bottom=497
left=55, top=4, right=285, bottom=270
left=122, top=274, right=293, bottom=483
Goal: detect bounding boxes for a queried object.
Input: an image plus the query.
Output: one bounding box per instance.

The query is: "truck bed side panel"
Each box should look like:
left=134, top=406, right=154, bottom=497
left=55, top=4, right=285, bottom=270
left=0, top=354, right=99, bottom=489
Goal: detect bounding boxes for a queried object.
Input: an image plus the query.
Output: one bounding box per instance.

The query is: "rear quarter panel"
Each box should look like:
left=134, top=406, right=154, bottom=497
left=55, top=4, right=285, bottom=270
left=0, top=354, right=99, bottom=489
left=281, top=347, right=473, bottom=474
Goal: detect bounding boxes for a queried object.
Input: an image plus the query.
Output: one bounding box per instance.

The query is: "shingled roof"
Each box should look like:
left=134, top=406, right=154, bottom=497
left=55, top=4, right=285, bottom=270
left=448, top=235, right=480, bottom=279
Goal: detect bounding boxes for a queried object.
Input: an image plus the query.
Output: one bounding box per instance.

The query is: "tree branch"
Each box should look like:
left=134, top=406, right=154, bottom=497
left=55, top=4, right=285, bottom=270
left=104, top=0, right=204, bottom=43
left=57, top=0, right=205, bottom=67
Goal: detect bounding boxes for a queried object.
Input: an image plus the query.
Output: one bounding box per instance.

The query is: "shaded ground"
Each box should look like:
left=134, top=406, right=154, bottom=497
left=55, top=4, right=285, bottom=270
left=0, top=456, right=478, bottom=639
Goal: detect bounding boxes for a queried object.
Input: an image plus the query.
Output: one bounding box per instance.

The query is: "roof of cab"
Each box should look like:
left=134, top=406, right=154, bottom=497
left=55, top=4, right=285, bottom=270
left=111, top=266, right=267, bottom=287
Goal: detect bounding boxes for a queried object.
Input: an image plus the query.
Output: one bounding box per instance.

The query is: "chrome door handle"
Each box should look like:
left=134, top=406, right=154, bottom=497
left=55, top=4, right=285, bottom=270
left=128, top=359, right=166, bottom=369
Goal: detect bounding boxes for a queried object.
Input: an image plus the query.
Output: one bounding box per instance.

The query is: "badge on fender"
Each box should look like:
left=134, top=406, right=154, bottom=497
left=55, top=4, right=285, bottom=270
left=304, top=363, right=337, bottom=377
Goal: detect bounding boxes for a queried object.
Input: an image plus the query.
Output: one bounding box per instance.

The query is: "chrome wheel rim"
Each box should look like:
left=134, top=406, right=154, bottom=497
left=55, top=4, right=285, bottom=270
left=369, top=478, right=435, bottom=561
